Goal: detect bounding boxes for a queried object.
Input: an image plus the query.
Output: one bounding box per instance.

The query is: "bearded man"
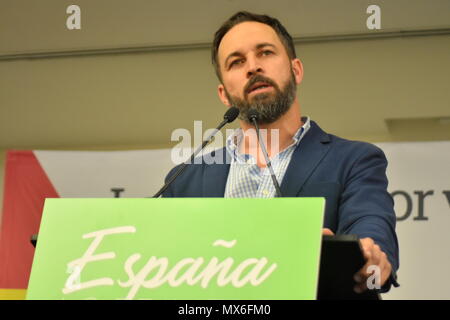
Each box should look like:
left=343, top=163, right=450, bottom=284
left=163, top=11, right=399, bottom=294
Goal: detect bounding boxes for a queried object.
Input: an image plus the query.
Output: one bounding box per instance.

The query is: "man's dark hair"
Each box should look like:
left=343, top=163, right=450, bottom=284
left=212, top=11, right=297, bottom=81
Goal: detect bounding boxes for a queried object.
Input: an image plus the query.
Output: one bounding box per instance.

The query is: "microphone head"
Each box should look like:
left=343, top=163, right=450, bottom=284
left=223, top=107, right=240, bottom=123
left=247, top=109, right=259, bottom=122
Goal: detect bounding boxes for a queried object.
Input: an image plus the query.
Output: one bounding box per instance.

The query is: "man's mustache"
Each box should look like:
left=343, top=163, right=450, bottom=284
left=244, top=75, right=278, bottom=98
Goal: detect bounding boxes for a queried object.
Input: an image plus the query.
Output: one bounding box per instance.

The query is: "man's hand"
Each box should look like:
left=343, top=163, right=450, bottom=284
left=322, top=228, right=334, bottom=236
left=354, top=238, right=392, bottom=293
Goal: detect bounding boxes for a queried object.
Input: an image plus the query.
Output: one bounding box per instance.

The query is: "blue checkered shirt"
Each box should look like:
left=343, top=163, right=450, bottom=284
left=224, top=117, right=311, bottom=198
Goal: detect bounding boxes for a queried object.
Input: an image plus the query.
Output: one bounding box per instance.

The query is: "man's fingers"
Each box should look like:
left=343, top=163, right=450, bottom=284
left=354, top=282, right=367, bottom=294
left=360, top=238, right=374, bottom=251
left=354, top=261, right=372, bottom=283
left=353, top=261, right=375, bottom=293
left=354, top=238, right=379, bottom=293
left=322, top=228, right=334, bottom=236
left=353, top=241, right=393, bottom=293
left=371, top=244, right=382, bottom=265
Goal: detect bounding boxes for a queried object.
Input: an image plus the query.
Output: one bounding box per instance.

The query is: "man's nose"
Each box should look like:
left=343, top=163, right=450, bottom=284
left=246, top=56, right=263, bottom=78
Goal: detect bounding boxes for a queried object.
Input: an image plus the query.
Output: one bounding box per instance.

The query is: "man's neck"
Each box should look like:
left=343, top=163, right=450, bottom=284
left=238, top=101, right=302, bottom=167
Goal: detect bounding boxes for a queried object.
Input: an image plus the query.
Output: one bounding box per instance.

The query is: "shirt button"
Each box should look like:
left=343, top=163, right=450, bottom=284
left=262, top=190, right=269, bottom=195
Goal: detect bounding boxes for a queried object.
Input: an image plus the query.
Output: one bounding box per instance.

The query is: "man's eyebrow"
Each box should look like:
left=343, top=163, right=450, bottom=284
left=255, top=42, right=276, bottom=50
left=223, top=43, right=277, bottom=68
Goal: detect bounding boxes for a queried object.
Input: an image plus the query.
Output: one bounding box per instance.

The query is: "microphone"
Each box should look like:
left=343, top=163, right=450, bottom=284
left=152, top=107, right=240, bottom=198
left=248, top=109, right=283, bottom=197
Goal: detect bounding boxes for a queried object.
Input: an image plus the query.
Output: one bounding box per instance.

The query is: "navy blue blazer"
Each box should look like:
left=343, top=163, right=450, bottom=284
left=163, top=120, right=399, bottom=290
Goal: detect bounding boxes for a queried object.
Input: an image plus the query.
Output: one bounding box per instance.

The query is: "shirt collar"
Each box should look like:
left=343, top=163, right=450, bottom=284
left=226, top=116, right=311, bottom=161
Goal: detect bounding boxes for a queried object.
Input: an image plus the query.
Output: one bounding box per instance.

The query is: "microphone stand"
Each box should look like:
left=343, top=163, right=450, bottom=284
left=152, top=108, right=239, bottom=198
left=250, top=114, right=283, bottom=197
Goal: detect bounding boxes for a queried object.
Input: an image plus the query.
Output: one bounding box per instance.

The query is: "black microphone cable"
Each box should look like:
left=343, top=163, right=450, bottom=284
left=248, top=109, right=283, bottom=197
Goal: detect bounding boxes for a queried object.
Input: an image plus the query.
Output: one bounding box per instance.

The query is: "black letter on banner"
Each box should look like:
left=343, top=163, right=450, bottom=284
left=391, top=191, right=413, bottom=221
left=111, top=188, right=125, bottom=198
left=443, top=191, right=450, bottom=208
left=414, top=190, right=433, bottom=221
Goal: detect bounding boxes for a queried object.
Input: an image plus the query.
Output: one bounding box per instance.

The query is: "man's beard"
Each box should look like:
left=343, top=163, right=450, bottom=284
left=224, top=71, right=297, bottom=124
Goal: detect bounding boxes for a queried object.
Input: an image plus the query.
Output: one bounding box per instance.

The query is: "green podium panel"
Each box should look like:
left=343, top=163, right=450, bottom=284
left=27, top=198, right=325, bottom=300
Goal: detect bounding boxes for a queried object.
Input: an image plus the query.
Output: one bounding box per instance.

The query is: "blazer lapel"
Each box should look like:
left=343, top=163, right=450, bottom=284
left=202, top=148, right=231, bottom=197
left=280, top=121, right=332, bottom=197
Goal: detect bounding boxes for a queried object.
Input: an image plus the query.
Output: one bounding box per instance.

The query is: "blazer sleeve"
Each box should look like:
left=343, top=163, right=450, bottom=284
left=160, top=164, right=182, bottom=197
left=336, top=143, right=400, bottom=292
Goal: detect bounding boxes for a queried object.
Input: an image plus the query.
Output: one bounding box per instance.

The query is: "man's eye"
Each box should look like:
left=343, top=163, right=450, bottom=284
left=261, top=50, right=273, bottom=56
left=230, top=59, right=243, bottom=68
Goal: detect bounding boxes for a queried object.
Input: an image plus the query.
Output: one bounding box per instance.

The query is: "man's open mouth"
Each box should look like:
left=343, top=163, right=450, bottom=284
left=247, top=82, right=273, bottom=94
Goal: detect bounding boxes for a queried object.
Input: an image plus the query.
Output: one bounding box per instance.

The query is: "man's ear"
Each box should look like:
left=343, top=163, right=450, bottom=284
left=291, top=58, right=304, bottom=85
left=217, top=84, right=231, bottom=107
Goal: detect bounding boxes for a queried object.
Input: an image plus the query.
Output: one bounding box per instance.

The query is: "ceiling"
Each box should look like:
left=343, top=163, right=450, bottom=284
left=0, top=0, right=449, bottom=150
left=1, top=0, right=449, bottom=55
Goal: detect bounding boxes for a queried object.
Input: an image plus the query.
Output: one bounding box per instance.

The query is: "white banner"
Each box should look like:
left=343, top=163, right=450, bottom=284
left=375, top=141, right=450, bottom=300
left=35, top=149, right=174, bottom=198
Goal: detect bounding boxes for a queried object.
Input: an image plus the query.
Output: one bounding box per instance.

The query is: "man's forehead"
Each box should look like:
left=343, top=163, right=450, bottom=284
left=218, top=21, right=283, bottom=60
